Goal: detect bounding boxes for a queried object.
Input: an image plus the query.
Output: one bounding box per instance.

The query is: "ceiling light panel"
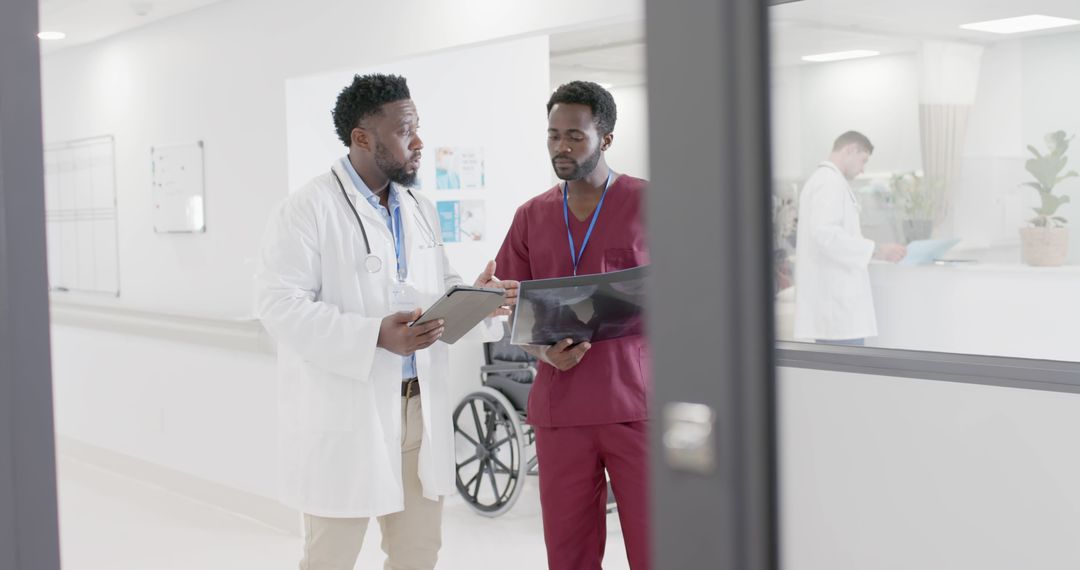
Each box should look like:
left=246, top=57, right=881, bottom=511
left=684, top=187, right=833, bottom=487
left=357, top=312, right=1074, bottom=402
left=960, top=14, right=1080, bottom=34
left=801, top=50, right=880, bottom=63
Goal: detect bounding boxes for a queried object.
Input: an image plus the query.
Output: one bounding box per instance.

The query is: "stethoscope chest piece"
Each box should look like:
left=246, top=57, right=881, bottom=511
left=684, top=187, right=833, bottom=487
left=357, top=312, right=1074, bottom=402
left=364, top=254, right=382, bottom=274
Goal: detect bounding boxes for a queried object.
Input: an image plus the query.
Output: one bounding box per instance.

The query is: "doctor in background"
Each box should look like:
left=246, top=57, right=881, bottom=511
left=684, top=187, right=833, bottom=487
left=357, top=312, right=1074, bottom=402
left=256, top=73, right=517, bottom=570
left=794, top=131, right=906, bottom=346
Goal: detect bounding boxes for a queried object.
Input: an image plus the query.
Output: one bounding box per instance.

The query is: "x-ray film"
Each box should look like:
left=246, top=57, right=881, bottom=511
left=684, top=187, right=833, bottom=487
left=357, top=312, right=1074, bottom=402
left=510, top=265, right=648, bottom=346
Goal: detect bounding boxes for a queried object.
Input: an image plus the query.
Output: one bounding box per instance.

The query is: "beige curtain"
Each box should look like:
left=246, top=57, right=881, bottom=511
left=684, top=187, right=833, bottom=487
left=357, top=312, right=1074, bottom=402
left=919, top=104, right=971, bottom=224
left=919, top=41, right=984, bottom=227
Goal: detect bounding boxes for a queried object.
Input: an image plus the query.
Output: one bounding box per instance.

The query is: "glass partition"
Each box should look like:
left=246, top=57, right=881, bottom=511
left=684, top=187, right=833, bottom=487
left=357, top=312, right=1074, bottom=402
left=770, top=0, right=1080, bottom=362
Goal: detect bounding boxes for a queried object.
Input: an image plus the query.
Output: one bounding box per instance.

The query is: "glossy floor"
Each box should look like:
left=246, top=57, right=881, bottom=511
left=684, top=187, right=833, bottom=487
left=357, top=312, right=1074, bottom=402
left=56, top=455, right=631, bottom=569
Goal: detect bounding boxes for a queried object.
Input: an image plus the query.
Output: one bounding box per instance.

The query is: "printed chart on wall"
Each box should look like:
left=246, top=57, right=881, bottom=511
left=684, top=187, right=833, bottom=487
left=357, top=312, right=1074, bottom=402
left=437, top=200, right=486, bottom=243
left=44, top=135, right=121, bottom=296
left=434, top=145, right=487, bottom=242
left=434, top=146, right=485, bottom=190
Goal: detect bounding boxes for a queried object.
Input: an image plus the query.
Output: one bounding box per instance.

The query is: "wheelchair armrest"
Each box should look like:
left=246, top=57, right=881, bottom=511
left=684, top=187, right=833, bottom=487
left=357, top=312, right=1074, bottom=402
left=480, top=363, right=536, bottom=382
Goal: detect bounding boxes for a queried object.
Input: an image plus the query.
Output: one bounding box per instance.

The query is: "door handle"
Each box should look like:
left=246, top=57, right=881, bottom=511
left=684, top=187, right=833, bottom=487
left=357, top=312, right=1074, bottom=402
left=662, top=402, right=717, bottom=474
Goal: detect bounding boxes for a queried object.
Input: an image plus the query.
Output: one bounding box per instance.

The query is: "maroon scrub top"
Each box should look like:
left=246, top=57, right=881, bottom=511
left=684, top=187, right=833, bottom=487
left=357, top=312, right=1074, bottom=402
left=494, top=175, right=650, bottom=428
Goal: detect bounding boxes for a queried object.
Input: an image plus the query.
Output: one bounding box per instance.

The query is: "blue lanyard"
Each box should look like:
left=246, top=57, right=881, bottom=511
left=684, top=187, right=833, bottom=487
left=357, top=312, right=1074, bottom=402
left=562, top=170, right=613, bottom=276
left=390, top=202, right=407, bottom=283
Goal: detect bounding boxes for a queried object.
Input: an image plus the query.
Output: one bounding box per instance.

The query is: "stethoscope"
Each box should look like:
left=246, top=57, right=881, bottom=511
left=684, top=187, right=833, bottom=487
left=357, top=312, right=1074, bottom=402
left=331, top=169, right=441, bottom=274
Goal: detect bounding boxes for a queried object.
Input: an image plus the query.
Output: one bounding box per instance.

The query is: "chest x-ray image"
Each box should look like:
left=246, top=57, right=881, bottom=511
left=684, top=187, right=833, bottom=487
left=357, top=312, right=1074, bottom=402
left=510, top=265, right=648, bottom=346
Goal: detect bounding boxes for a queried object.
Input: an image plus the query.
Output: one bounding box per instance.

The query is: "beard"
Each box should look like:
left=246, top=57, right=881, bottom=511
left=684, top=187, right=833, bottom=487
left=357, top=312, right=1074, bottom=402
left=374, top=139, right=419, bottom=187
left=552, top=144, right=603, bottom=181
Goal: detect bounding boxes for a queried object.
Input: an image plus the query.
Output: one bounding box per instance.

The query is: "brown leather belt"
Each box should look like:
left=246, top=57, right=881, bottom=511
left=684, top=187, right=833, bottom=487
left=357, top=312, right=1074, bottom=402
left=401, top=377, right=420, bottom=398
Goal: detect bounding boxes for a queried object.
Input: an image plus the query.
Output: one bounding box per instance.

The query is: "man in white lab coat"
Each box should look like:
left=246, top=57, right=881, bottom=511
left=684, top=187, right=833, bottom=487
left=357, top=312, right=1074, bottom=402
left=793, top=131, right=906, bottom=345
left=255, top=73, right=517, bottom=570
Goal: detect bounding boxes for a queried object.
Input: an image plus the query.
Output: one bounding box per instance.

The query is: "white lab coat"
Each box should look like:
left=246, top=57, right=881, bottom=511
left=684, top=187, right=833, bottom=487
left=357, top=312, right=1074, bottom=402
left=793, top=161, right=877, bottom=340
left=255, top=160, right=500, bottom=518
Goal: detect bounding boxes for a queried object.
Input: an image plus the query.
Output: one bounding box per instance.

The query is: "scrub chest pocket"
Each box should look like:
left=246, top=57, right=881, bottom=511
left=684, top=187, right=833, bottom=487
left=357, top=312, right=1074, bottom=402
left=602, top=248, right=642, bottom=272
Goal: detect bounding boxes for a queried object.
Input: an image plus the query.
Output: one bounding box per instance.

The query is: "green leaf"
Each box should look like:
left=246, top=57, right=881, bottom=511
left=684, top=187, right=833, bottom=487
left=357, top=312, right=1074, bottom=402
left=1036, top=193, right=1071, bottom=216
left=1058, top=171, right=1080, bottom=185
left=1025, top=131, right=1076, bottom=196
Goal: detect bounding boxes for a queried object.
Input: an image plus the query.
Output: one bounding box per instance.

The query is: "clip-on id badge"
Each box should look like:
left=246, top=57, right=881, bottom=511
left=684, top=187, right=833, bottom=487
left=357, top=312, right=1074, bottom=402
left=389, top=280, right=417, bottom=315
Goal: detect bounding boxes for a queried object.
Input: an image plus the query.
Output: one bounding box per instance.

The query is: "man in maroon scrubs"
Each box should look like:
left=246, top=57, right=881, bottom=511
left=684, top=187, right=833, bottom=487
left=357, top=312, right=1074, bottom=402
left=494, top=81, right=650, bottom=570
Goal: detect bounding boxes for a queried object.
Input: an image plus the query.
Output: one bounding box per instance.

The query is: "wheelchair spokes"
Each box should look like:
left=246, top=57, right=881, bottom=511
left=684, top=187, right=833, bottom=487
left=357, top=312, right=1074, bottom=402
left=453, top=388, right=528, bottom=517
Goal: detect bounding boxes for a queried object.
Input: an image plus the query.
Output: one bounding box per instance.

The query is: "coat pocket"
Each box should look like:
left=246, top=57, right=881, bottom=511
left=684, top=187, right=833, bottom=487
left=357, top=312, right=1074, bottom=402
left=299, top=372, right=355, bottom=431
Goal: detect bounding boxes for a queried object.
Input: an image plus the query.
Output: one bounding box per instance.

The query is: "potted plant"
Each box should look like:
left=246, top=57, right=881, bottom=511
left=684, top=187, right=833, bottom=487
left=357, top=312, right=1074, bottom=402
left=889, top=171, right=934, bottom=242
left=1019, top=130, right=1078, bottom=266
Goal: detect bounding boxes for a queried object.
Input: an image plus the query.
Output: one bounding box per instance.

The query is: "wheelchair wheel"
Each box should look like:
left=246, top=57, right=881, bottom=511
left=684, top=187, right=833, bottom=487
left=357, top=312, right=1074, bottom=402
left=453, top=387, right=528, bottom=517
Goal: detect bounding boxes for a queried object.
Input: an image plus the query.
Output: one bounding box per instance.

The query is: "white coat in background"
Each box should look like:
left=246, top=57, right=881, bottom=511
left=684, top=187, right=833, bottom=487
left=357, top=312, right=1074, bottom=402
left=256, top=160, right=501, bottom=518
left=793, top=161, right=877, bottom=341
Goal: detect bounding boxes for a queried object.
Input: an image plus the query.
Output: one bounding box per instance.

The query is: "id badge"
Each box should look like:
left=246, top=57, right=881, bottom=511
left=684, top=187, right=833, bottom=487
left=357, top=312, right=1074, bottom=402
left=389, top=281, right=417, bottom=314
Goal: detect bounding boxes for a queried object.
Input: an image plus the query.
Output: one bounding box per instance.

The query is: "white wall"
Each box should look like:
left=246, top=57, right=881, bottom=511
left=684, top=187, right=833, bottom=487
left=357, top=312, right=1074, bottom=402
left=781, top=366, right=1080, bottom=570
left=771, top=54, right=923, bottom=181
left=771, top=65, right=805, bottom=181
left=949, top=40, right=1027, bottom=250
left=40, top=0, right=643, bottom=318
left=50, top=324, right=278, bottom=498
left=608, top=84, right=650, bottom=180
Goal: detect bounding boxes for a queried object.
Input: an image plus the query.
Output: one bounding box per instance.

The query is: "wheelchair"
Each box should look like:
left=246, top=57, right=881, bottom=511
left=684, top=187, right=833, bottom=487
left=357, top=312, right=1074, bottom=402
left=452, top=323, right=617, bottom=517
left=452, top=323, right=538, bottom=517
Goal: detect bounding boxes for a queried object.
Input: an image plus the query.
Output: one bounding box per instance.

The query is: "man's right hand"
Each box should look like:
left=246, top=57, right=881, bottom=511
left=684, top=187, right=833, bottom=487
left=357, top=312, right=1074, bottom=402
left=873, top=243, right=907, bottom=263
left=377, top=309, right=445, bottom=356
left=541, top=338, right=592, bottom=372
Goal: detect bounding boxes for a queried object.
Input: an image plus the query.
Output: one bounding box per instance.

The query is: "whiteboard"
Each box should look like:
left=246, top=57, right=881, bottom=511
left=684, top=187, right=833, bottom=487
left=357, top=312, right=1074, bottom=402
left=44, top=135, right=121, bottom=296
left=151, top=141, right=206, bottom=233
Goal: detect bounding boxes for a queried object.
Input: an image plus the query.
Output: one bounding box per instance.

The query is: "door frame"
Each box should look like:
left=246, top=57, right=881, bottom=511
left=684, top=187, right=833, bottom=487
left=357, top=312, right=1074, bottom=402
left=645, top=0, right=778, bottom=568
left=0, top=0, right=63, bottom=568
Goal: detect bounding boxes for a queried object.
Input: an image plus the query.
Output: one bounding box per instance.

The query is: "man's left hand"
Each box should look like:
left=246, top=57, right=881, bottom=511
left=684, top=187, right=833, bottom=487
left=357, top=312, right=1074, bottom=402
left=473, top=260, right=519, bottom=317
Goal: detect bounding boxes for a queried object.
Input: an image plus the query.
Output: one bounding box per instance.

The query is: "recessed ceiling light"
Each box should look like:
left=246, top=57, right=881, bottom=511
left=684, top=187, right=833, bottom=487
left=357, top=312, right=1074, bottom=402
left=37, top=31, right=67, bottom=40
left=801, top=50, right=880, bottom=63
left=960, top=14, right=1080, bottom=34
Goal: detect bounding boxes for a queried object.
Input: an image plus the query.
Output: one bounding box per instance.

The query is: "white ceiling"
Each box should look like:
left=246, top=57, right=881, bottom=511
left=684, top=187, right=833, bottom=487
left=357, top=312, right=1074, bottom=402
left=34, top=0, right=1080, bottom=73
left=771, top=0, right=1080, bottom=66
left=550, top=0, right=1080, bottom=87
left=38, top=0, right=229, bottom=53
left=550, top=21, right=646, bottom=90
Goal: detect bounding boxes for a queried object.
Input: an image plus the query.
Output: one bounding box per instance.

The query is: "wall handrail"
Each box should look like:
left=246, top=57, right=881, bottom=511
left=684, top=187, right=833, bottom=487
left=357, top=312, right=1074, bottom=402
left=49, top=298, right=274, bottom=355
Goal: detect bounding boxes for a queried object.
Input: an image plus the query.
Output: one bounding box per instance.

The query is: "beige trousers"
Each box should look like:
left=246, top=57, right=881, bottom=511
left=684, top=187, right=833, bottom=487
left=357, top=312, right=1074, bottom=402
left=299, top=395, right=444, bottom=570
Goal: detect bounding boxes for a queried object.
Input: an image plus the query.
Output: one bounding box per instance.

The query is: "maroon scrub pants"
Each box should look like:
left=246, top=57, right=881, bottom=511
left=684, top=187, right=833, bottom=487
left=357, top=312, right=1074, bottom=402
left=534, top=421, right=651, bottom=570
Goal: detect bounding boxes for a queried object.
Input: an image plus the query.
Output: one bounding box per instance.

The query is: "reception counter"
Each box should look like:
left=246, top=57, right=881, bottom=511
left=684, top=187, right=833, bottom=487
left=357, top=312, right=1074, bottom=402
left=776, top=262, right=1080, bottom=362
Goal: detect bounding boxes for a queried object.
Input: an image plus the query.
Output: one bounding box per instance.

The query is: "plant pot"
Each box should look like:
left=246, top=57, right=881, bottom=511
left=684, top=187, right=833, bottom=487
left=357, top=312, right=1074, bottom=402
left=1019, top=226, right=1070, bottom=266
left=903, top=219, right=933, bottom=242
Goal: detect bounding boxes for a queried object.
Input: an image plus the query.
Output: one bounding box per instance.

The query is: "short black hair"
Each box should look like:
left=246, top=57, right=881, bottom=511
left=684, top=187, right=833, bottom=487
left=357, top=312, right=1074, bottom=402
left=546, top=81, right=617, bottom=135
left=832, top=130, right=874, bottom=153
left=332, top=74, right=411, bottom=147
